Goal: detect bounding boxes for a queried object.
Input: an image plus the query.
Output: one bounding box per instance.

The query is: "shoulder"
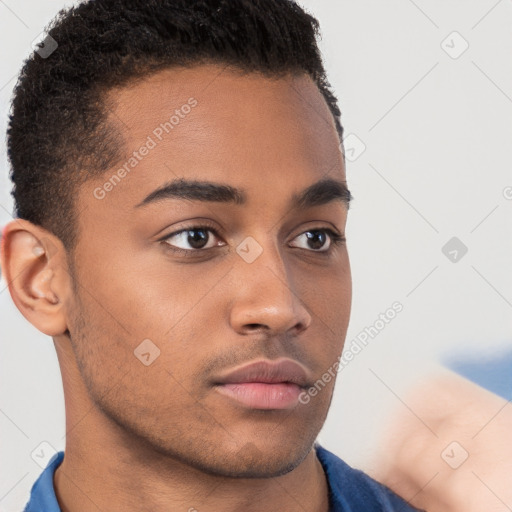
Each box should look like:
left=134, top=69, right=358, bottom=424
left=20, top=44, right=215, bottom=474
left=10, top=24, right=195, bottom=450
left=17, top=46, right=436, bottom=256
left=315, top=444, right=423, bottom=512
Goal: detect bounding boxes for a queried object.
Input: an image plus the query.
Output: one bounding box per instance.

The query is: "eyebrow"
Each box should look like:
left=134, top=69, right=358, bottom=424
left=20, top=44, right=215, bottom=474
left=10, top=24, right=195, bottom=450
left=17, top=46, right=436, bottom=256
left=135, top=177, right=352, bottom=210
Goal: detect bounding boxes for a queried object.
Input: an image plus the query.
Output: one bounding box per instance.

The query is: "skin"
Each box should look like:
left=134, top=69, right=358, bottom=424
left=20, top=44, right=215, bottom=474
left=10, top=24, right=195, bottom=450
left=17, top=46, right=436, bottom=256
left=1, top=64, right=352, bottom=512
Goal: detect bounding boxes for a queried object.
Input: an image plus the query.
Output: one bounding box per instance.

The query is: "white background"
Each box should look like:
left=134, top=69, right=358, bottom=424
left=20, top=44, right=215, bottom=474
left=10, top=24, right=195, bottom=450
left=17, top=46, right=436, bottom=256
left=1, top=1, right=511, bottom=510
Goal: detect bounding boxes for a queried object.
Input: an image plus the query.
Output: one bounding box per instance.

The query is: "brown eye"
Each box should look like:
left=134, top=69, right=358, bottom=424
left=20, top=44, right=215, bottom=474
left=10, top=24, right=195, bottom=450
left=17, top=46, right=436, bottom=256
left=289, top=229, right=345, bottom=252
left=162, top=226, right=225, bottom=253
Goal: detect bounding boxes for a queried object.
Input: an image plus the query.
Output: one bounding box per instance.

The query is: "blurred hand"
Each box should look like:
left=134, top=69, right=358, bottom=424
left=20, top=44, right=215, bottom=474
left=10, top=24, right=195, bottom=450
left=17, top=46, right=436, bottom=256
left=371, top=369, right=512, bottom=512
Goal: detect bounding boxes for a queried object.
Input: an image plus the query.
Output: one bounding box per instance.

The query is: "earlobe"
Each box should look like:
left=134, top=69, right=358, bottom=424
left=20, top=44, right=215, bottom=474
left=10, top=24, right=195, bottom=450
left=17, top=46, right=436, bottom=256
left=1, top=219, right=70, bottom=336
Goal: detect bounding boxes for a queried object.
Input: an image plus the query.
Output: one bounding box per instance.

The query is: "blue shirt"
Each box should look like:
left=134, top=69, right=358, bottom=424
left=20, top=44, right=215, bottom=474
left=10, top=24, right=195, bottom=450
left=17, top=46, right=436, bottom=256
left=24, top=445, right=421, bottom=511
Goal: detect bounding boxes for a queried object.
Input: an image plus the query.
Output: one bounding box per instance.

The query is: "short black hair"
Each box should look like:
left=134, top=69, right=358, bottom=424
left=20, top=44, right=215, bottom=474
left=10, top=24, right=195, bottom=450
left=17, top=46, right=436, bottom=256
left=7, top=0, right=344, bottom=254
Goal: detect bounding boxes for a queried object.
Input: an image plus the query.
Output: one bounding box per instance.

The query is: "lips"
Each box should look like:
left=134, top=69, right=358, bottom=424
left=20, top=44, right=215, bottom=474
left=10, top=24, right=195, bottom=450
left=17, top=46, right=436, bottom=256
left=213, top=359, right=311, bottom=410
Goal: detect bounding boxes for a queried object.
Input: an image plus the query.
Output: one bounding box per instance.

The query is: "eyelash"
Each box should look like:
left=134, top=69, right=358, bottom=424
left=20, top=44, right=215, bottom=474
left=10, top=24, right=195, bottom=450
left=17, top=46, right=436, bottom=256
left=159, top=222, right=346, bottom=258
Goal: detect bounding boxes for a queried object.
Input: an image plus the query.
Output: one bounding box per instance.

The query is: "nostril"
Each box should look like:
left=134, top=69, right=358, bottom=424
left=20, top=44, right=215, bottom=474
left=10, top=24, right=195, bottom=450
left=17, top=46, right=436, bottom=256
left=246, top=323, right=264, bottom=330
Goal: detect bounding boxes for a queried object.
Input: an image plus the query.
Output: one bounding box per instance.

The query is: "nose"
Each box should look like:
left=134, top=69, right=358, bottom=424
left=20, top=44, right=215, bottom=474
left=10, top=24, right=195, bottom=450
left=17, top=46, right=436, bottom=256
left=229, top=240, right=312, bottom=337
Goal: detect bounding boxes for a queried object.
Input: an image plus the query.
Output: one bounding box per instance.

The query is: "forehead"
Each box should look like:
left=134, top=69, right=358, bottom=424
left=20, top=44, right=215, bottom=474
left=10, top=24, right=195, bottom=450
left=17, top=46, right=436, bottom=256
left=86, top=64, right=345, bottom=211
left=108, top=64, right=336, bottom=134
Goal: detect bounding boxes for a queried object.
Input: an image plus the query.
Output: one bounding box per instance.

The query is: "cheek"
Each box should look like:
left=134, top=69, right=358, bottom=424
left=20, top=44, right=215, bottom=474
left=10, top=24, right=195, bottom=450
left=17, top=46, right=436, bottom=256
left=67, top=262, right=222, bottom=401
left=76, top=240, right=226, bottom=338
left=67, top=292, right=134, bottom=383
left=302, top=262, right=352, bottom=377
left=68, top=288, right=200, bottom=425
left=299, top=256, right=352, bottom=331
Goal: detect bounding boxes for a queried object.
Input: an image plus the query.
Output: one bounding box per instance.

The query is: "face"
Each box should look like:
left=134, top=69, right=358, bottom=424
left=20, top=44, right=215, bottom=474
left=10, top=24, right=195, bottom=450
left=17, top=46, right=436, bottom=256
left=67, top=64, right=352, bottom=477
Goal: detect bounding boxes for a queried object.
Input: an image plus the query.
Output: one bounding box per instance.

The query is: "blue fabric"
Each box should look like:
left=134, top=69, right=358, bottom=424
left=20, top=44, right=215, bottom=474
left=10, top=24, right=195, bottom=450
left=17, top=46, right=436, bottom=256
left=23, top=451, right=63, bottom=512
left=315, top=444, right=422, bottom=511
left=24, top=446, right=420, bottom=511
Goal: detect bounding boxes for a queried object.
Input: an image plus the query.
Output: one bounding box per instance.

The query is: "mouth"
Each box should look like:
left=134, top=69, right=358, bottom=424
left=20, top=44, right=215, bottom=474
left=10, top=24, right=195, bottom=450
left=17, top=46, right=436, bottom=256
left=213, top=358, right=311, bottom=410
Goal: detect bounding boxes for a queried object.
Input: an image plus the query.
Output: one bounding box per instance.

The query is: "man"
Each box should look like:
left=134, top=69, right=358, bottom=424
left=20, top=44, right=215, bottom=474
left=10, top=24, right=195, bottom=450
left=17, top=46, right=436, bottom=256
left=1, top=0, right=421, bottom=510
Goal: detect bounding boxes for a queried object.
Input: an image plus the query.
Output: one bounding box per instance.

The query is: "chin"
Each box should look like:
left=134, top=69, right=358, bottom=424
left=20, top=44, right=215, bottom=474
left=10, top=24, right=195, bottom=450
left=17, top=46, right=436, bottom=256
left=192, top=440, right=313, bottom=478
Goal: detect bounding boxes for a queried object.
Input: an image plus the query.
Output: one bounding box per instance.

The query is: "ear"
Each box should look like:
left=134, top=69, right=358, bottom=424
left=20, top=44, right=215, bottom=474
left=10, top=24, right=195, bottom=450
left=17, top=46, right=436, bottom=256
left=1, top=219, right=71, bottom=336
